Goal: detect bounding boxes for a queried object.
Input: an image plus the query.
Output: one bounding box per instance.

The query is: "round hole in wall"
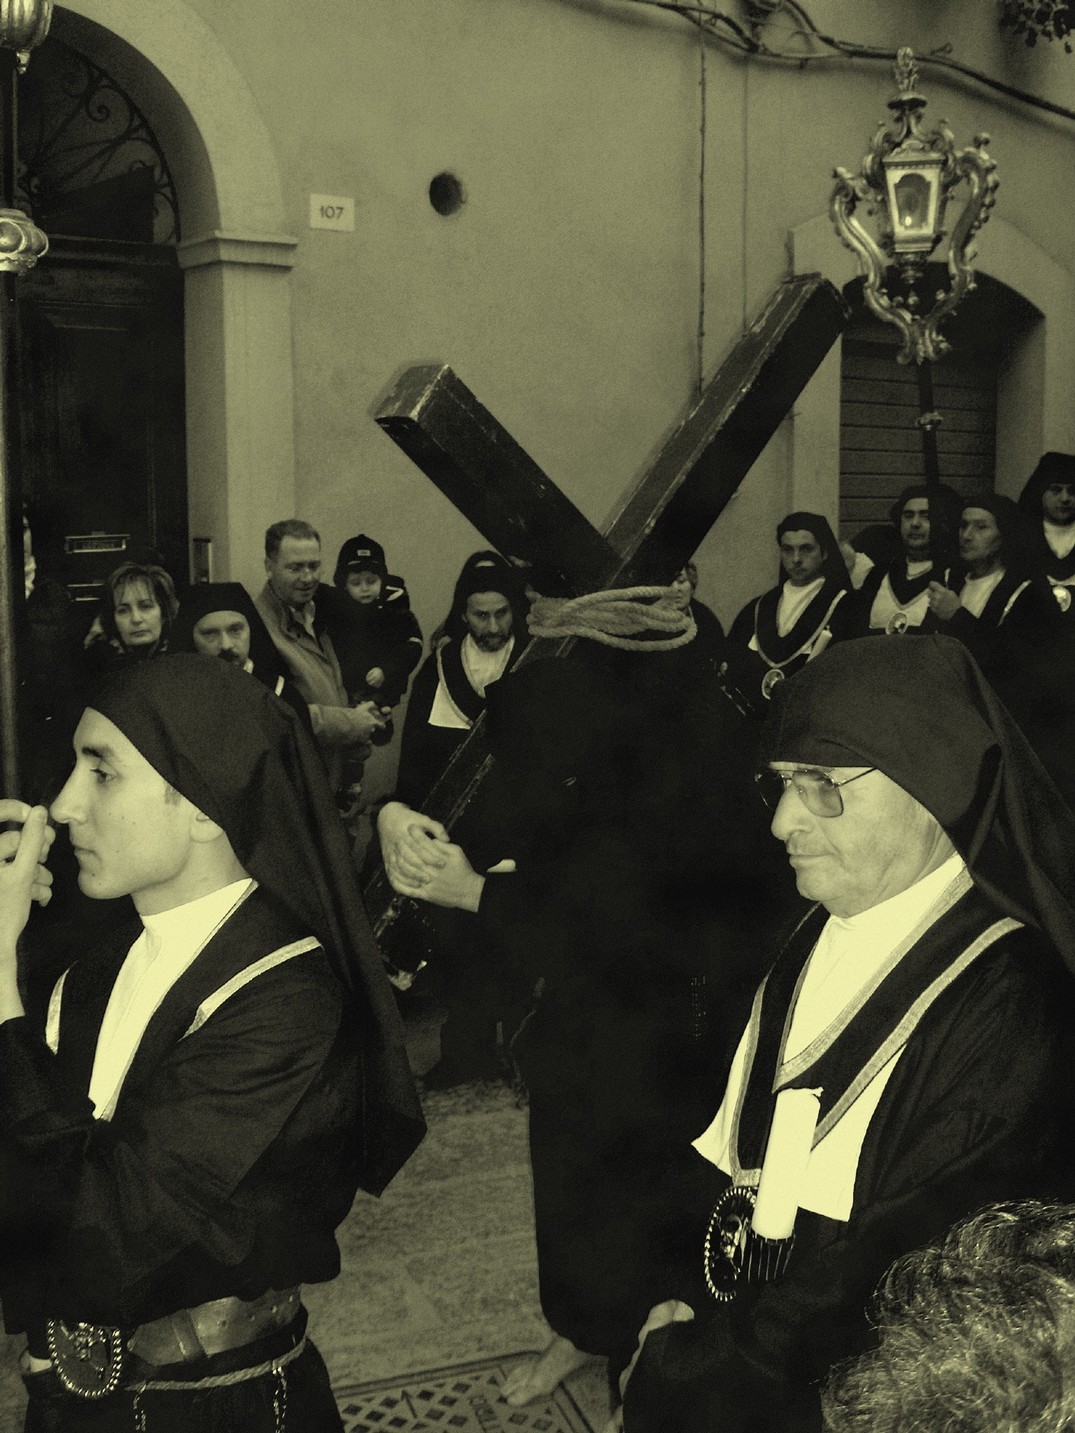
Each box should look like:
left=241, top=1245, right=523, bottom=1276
left=429, top=171, right=465, bottom=216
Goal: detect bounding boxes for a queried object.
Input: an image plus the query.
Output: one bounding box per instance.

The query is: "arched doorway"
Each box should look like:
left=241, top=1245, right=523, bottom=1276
left=24, top=0, right=299, bottom=592
left=17, top=33, right=188, bottom=605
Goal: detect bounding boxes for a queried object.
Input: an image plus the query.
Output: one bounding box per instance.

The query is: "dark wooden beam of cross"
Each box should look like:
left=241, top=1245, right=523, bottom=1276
left=365, top=273, right=849, bottom=936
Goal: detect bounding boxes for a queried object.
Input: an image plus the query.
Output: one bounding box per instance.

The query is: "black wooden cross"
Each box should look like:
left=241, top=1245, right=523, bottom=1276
left=365, top=273, right=850, bottom=935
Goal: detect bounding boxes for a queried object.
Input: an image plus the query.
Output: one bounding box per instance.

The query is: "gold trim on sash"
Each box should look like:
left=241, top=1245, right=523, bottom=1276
left=753, top=589, right=847, bottom=700
left=725, top=867, right=1016, bottom=1180
left=45, top=967, right=71, bottom=1055
left=182, top=939, right=321, bottom=1037
left=998, top=580, right=1030, bottom=625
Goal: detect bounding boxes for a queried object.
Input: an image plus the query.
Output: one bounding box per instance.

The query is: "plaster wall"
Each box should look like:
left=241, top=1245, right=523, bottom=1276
left=51, top=0, right=1075, bottom=644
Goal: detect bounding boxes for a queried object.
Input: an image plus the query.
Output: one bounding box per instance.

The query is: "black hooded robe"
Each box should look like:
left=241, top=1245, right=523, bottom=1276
left=623, top=896, right=1075, bottom=1433
left=623, top=636, right=1075, bottom=1432
left=1, top=657, right=423, bottom=1432
left=725, top=514, right=853, bottom=716
left=1, top=887, right=359, bottom=1431
left=456, top=652, right=797, bottom=1362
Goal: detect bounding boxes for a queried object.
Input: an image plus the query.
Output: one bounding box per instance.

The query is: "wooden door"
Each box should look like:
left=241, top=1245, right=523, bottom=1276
left=17, top=236, right=187, bottom=606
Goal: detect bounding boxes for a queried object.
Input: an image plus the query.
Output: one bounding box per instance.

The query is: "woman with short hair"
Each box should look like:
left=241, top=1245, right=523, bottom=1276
left=85, top=560, right=179, bottom=674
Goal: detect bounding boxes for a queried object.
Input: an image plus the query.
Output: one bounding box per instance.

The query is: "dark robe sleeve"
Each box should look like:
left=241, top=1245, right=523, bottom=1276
left=823, top=587, right=856, bottom=647
left=720, top=597, right=770, bottom=717
left=688, top=601, right=726, bottom=673
left=934, top=575, right=1060, bottom=665
left=473, top=828, right=662, bottom=993
left=623, top=937, right=1075, bottom=1433
left=377, top=602, right=424, bottom=706
left=394, top=654, right=460, bottom=809
left=938, top=579, right=1067, bottom=762
left=841, top=564, right=885, bottom=639
left=0, top=951, right=348, bottom=1328
left=278, top=675, right=314, bottom=732
left=727, top=597, right=757, bottom=653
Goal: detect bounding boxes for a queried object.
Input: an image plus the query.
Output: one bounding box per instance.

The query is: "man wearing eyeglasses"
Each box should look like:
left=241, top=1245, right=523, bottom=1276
left=618, top=635, right=1075, bottom=1433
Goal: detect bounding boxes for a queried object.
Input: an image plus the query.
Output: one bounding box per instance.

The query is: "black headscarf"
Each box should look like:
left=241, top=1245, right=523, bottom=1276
left=1018, top=452, right=1075, bottom=518
left=956, top=492, right=1036, bottom=576
left=759, top=634, right=1075, bottom=968
left=171, top=582, right=288, bottom=687
left=888, top=482, right=964, bottom=563
left=775, top=512, right=851, bottom=592
left=436, top=549, right=530, bottom=646
left=89, top=654, right=424, bottom=1194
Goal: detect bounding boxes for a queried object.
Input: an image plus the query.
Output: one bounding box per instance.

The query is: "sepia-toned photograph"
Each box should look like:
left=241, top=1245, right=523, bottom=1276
left=1, top=2, right=1074, bottom=1429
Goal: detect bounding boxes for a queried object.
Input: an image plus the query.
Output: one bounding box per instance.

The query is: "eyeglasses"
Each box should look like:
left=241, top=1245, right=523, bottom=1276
left=754, top=766, right=877, bottom=819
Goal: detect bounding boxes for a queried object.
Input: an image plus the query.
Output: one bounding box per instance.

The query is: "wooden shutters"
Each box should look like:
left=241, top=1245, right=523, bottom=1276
left=839, top=316, right=997, bottom=541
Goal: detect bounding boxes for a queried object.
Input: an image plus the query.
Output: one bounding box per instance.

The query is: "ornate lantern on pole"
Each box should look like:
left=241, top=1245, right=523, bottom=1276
left=0, top=0, right=52, bottom=63
left=830, top=49, right=998, bottom=484
left=0, top=0, right=51, bottom=797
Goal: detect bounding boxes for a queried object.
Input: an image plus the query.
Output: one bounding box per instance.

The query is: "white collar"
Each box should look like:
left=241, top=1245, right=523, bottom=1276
left=776, top=577, right=825, bottom=637
left=786, top=852, right=968, bottom=1063
left=818, top=849, right=967, bottom=945
left=1044, top=519, right=1075, bottom=559
left=961, top=567, right=1005, bottom=588
left=460, top=633, right=514, bottom=695
left=780, top=576, right=824, bottom=604
left=141, top=877, right=255, bottom=952
left=89, top=878, right=255, bottom=1122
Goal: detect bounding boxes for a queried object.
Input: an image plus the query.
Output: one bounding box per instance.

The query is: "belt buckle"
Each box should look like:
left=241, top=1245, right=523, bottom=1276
left=46, top=1319, right=125, bottom=1398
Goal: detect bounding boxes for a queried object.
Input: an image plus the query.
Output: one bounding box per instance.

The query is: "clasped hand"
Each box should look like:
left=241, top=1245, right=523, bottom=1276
left=350, top=699, right=388, bottom=738
left=927, top=581, right=961, bottom=621
left=0, top=801, right=55, bottom=954
left=378, top=801, right=491, bottom=913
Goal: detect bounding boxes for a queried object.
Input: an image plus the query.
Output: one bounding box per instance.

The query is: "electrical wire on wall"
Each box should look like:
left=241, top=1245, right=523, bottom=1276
left=616, top=0, right=1075, bottom=127
left=600, top=0, right=1072, bottom=405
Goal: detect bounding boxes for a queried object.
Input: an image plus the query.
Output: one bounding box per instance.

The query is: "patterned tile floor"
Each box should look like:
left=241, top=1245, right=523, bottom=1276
left=337, top=1353, right=596, bottom=1433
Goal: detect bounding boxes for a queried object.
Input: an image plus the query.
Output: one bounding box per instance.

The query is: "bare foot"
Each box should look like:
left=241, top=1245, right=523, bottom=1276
left=501, top=1335, right=590, bottom=1406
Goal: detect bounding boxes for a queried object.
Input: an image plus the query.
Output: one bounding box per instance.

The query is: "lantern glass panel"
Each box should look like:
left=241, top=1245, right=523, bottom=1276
left=883, top=160, right=941, bottom=253
left=894, top=172, right=930, bottom=232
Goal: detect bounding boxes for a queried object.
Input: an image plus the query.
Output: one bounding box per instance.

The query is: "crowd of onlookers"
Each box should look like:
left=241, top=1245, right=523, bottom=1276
left=19, top=517, right=423, bottom=818
left=13, top=454, right=1075, bottom=1432
left=23, top=451, right=1075, bottom=819
left=18, top=455, right=1075, bottom=985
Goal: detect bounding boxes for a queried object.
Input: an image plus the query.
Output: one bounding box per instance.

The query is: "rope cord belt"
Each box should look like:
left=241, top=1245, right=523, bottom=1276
left=131, top=1337, right=303, bottom=1433
left=527, top=585, right=697, bottom=651
left=131, top=1332, right=306, bottom=1393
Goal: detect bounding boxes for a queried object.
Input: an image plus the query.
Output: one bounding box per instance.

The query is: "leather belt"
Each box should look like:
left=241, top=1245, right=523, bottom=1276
left=127, top=1286, right=301, bottom=1367
left=43, top=1288, right=303, bottom=1399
